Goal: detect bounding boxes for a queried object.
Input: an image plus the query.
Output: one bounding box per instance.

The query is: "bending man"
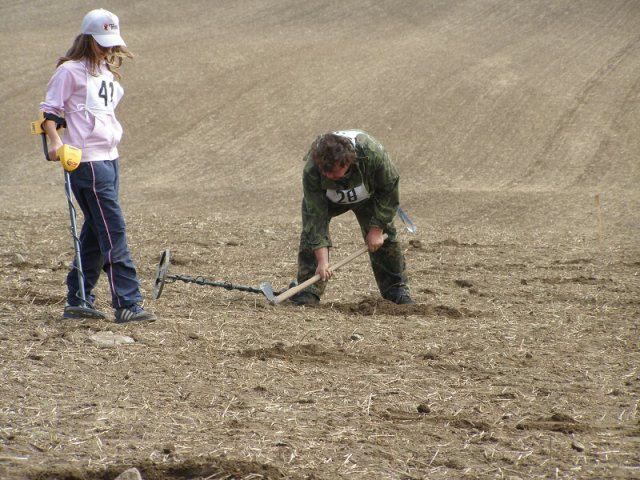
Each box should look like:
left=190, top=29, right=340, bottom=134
left=291, top=130, right=414, bottom=305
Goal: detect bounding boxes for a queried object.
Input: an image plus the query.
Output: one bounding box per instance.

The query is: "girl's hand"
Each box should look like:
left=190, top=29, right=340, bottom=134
left=42, top=119, right=63, bottom=162
left=48, top=139, right=63, bottom=162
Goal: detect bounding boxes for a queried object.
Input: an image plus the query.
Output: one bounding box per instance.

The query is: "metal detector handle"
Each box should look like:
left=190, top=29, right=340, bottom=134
left=63, top=168, right=90, bottom=307
left=273, top=233, right=389, bottom=304
left=40, top=133, right=51, bottom=161
left=31, top=112, right=52, bottom=161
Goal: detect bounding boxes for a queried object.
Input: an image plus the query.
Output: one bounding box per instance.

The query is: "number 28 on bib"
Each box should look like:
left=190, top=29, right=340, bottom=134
left=326, top=184, right=370, bottom=205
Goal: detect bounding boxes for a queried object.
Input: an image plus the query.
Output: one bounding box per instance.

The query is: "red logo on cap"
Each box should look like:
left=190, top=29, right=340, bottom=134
left=103, top=23, right=118, bottom=32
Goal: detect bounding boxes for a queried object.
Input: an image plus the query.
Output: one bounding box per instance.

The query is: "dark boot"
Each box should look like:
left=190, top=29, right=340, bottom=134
left=290, top=291, right=320, bottom=305
left=384, top=289, right=415, bottom=305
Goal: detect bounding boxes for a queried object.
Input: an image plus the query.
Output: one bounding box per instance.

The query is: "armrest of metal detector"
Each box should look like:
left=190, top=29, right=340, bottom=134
left=31, top=112, right=51, bottom=161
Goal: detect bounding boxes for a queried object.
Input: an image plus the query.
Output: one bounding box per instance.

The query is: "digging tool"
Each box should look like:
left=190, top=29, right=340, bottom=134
left=31, top=113, right=105, bottom=319
left=397, top=207, right=417, bottom=234
left=261, top=233, right=389, bottom=305
left=261, top=207, right=416, bottom=305
left=153, top=248, right=288, bottom=300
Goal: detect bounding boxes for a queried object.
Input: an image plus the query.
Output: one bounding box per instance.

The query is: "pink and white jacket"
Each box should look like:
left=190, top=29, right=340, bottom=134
left=40, top=60, right=124, bottom=162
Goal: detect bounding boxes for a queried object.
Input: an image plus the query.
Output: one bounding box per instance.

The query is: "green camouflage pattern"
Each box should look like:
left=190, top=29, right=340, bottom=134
left=301, top=130, right=400, bottom=249
left=297, top=130, right=408, bottom=298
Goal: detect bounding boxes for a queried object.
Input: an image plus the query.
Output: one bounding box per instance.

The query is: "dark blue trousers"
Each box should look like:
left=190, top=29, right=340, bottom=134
left=66, top=159, right=142, bottom=309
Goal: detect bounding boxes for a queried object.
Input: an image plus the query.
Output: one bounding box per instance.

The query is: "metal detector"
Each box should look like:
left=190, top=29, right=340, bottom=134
left=31, top=115, right=105, bottom=319
left=153, top=248, right=287, bottom=300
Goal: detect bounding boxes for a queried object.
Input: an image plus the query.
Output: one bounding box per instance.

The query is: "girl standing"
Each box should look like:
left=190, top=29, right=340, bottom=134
left=40, top=9, right=156, bottom=323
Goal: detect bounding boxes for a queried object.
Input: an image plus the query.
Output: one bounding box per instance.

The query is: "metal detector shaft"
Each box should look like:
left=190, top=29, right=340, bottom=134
left=165, top=273, right=268, bottom=295
left=39, top=131, right=50, bottom=161
left=32, top=118, right=103, bottom=317
left=63, top=164, right=90, bottom=307
left=42, top=130, right=89, bottom=307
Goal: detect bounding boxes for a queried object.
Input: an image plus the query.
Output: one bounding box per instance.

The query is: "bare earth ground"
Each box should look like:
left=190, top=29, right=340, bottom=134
left=1, top=1, right=639, bottom=479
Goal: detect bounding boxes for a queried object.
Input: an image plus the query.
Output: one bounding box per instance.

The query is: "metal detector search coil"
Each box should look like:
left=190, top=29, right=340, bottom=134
left=153, top=249, right=172, bottom=300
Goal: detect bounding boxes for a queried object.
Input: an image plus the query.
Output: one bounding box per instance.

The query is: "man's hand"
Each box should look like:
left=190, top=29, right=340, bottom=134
left=366, top=227, right=385, bottom=253
left=314, top=246, right=333, bottom=281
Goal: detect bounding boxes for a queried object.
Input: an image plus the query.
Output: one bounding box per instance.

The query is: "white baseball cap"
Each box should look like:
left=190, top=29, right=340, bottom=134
left=80, top=9, right=126, bottom=48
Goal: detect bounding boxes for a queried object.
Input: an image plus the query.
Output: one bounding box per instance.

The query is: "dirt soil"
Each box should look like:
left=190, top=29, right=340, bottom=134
left=2, top=1, right=640, bottom=479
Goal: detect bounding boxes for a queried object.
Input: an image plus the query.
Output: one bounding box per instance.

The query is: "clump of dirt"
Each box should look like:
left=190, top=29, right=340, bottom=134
left=331, top=297, right=474, bottom=318
left=28, top=457, right=298, bottom=480
left=241, top=342, right=332, bottom=361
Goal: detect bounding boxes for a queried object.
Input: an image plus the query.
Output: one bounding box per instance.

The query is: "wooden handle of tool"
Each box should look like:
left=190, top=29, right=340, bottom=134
left=274, top=233, right=388, bottom=304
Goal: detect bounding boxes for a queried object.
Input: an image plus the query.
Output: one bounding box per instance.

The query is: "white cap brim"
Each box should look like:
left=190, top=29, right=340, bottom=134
left=93, top=33, right=126, bottom=48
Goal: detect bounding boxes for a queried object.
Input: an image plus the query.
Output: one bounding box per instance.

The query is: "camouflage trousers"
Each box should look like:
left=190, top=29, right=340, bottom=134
left=297, top=203, right=408, bottom=299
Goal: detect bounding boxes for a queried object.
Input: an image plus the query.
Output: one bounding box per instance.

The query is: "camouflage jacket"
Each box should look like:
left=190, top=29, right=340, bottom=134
left=301, top=130, right=400, bottom=249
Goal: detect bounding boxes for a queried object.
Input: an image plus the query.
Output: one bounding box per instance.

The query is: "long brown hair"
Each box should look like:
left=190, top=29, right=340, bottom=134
left=56, top=34, right=133, bottom=80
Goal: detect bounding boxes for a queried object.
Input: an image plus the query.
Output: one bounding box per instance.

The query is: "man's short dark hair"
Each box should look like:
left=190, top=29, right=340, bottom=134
left=310, top=133, right=356, bottom=173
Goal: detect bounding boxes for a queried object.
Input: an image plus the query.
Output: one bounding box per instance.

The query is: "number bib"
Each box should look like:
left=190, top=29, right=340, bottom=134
left=326, top=184, right=370, bottom=205
left=333, top=130, right=359, bottom=146
left=85, top=71, right=123, bottom=114
left=324, top=130, right=371, bottom=205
